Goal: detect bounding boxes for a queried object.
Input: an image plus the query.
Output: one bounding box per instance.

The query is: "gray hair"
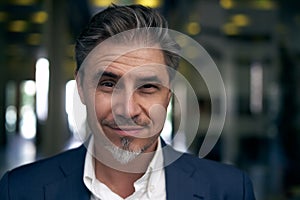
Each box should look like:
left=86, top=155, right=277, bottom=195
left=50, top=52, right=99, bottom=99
left=75, top=4, right=180, bottom=79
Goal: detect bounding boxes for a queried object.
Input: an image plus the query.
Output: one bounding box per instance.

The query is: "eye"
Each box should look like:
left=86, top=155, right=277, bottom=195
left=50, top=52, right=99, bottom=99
left=98, top=80, right=115, bottom=92
left=139, top=83, right=159, bottom=93
left=101, top=81, right=115, bottom=87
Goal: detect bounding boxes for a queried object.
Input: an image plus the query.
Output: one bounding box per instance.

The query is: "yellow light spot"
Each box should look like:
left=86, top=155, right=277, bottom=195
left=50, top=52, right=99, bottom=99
left=251, top=0, right=277, bottom=10
left=220, top=0, right=234, bottom=9
left=90, top=0, right=117, bottom=7
left=31, top=11, right=48, bottom=24
left=26, top=33, right=41, bottom=45
left=186, top=22, right=201, bottom=35
left=8, top=20, right=27, bottom=32
left=10, top=0, right=36, bottom=6
left=135, top=0, right=162, bottom=8
left=222, top=23, right=239, bottom=35
left=231, top=14, right=250, bottom=27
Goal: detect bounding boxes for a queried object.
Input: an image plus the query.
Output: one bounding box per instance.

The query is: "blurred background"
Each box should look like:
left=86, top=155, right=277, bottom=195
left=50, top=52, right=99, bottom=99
left=0, top=0, right=299, bottom=199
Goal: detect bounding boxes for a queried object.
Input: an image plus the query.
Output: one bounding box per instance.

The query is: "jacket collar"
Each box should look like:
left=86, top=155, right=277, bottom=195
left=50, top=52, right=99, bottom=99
left=44, top=139, right=207, bottom=200
left=44, top=145, right=90, bottom=200
left=162, top=141, right=207, bottom=199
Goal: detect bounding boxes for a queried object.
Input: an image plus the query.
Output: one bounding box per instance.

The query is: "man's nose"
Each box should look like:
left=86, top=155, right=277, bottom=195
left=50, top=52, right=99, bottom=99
left=112, top=90, right=142, bottom=119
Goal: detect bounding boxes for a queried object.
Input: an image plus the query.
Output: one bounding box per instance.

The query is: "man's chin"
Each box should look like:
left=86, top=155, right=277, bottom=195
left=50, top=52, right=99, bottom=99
left=104, top=144, right=142, bottom=165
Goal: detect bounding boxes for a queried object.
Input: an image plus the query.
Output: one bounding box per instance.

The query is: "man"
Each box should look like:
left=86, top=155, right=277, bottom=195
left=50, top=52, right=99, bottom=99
left=0, top=4, right=255, bottom=200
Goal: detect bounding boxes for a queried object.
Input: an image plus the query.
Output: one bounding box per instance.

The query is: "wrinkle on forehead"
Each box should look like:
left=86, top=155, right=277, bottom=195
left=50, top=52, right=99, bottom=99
left=79, top=40, right=164, bottom=73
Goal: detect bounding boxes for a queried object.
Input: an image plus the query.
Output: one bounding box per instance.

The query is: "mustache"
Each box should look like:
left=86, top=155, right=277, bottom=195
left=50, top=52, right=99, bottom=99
left=101, top=117, right=150, bottom=128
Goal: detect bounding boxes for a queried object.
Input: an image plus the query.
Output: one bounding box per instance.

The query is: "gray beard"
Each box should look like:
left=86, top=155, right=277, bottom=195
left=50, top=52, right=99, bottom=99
left=104, top=137, right=142, bottom=165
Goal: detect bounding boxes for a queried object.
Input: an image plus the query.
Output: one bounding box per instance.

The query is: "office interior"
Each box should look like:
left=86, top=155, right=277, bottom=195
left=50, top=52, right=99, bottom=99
left=0, top=0, right=299, bottom=199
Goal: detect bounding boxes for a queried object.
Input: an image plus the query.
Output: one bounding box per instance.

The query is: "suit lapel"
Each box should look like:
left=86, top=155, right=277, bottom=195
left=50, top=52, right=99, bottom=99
left=43, top=140, right=208, bottom=200
left=44, top=145, right=90, bottom=200
left=44, top=172, right=90, bottom=200
left=163, top=144, right=208, bottom=200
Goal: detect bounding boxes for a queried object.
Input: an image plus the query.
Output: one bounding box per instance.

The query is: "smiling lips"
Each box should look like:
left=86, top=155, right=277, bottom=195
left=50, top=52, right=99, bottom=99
left=109, top=126, right=145, bottom=137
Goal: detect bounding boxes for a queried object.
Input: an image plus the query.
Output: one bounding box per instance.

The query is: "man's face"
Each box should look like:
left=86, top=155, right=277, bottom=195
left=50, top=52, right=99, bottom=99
left=77, top=43, right=171, bottom=162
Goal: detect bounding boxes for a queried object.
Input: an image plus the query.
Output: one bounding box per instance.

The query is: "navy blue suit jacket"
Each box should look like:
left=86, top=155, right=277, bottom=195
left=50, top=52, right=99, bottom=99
left=0, top=142, right=255, bottom=200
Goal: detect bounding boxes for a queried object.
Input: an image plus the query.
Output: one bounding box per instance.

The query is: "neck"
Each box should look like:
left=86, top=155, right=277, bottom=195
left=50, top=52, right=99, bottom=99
left=95, top=160, right=144, bottom=198
left=93, top=140, right=159, bottom=198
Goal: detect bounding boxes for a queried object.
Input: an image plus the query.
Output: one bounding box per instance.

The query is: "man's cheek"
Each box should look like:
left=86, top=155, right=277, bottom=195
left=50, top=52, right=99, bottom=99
left=149, top=104, right=167, bottom=135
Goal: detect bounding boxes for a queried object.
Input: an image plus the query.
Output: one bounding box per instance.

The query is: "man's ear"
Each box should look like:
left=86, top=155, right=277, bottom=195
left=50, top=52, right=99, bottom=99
left=75, top=71, right=86, bottom=105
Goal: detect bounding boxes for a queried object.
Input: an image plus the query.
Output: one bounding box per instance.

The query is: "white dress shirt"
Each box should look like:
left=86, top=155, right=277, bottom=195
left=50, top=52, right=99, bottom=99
left=83, top=136, right=166, bottom=200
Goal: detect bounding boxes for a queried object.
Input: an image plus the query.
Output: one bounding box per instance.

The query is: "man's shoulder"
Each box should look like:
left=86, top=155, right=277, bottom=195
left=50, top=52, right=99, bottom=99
left=177, top=152, right=250, bottom=183
left=0, top=145, right=88, bottom=199
left=164, top=148, right=256, bottom=199
left=183, top=152, right=239, bottom=171
left=162, top=142, right=247, bottom=180
left=2, top=145, right=86, bottom=184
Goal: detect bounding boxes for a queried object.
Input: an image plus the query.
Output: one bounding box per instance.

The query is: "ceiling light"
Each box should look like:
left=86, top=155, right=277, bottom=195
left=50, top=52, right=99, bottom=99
left=186, top=22, right=201, bottom=35
left=251, top=0, right=277, bottom=10
left=220, top=0, right=234, bottom=9
left=90, top=0, right=118, bottom=7
left=8, top=20, right=28, bottom=32
left=231, top=14, right=250, bottom=27
left=135, top=0, right=162, bottom=8
left=222, top=23, right=240, bottom=35
left=31, top=11, right=48, bottom=24
left=10, top=0, right=36, bottom=6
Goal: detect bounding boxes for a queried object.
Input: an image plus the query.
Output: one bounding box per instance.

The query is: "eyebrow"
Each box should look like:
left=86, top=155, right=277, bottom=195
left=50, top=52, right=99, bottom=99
left=93, top=70, right=120, bottom=82
left=137, top=75, right=162, bottom=84
left=93, top=70, right=163, bottom=84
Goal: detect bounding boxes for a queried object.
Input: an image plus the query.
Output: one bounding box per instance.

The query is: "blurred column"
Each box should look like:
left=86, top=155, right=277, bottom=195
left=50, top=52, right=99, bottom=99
left=221, top=48, right=239, bottom=164
left=0, top=79, right=5, bottom=146
left=39, top=0, right=70, bottom=156
left=0, top=32, right=6, bottom=146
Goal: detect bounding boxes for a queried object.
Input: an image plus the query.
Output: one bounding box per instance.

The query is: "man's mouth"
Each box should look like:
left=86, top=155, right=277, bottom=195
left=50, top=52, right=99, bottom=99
left=109, top=126, right=144, bottom=137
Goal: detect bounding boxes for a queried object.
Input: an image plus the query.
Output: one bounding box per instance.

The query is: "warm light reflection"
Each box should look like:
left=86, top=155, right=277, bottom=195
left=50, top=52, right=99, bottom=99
left=187, top=22, right=201, bottom=35
left=8, top=20, right=27, bottom=32
left=231, top=14, right=250, bottom=27
left=222, top=23, right=240, bottom=35
left=135, top=0, right=162, bottom=8
left=31, top=11, right=48, bottom=24
left=220, top=0, right=234, bottom=9
left=251, top=0, right=277, bottom=10
left=10, top=0, right=37, bottom=5
left=90, top=0, right=117, bottom=7
left=35, top=58, right=49, bottom=121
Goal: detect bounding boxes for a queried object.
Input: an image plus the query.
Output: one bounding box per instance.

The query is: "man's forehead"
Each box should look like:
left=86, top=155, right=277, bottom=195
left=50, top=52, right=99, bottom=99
left=80, top=42, right=164, bottom=68
left=98, top=65, right=165, bottom=78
